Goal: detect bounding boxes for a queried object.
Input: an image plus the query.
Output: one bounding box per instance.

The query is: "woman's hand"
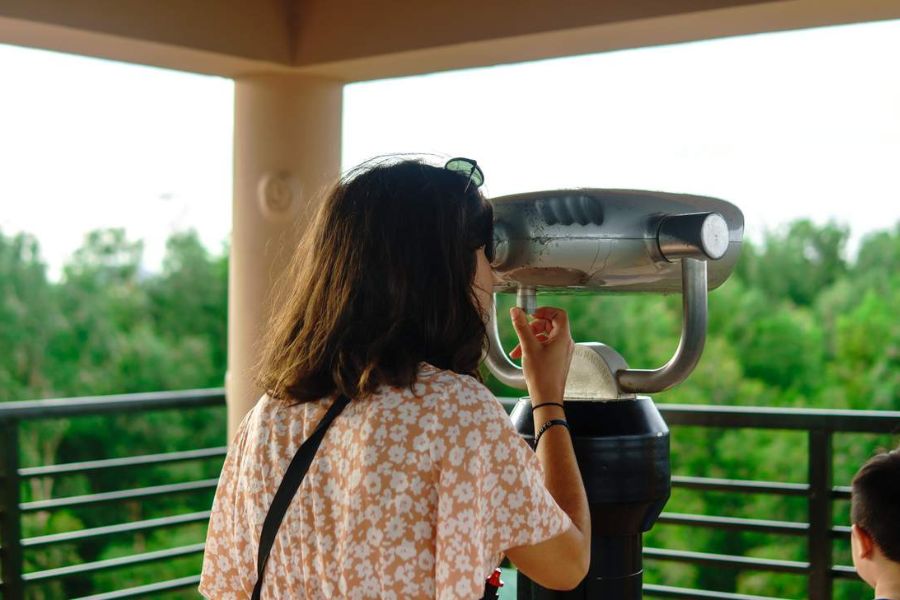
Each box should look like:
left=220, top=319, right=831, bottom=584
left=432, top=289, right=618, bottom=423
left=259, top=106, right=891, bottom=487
left=505, top=306, right=590, bottom=588
left=509, top=306, right=575, bottom=402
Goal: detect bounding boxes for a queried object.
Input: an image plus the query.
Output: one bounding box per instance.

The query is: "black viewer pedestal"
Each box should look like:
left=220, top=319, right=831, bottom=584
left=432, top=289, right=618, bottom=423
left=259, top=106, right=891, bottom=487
left=509, top=397, right=671, bottom=599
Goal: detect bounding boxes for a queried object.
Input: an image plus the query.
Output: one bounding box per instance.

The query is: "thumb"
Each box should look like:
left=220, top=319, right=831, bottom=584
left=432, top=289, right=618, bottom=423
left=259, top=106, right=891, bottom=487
left=509, top=307, right=540, bottom=355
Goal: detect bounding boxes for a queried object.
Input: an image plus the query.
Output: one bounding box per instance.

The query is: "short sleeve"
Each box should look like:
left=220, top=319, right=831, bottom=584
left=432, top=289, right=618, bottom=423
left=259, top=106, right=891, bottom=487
left=199, top=404, right=256, bottom=599
left=429, top=376, right=571, bottom=600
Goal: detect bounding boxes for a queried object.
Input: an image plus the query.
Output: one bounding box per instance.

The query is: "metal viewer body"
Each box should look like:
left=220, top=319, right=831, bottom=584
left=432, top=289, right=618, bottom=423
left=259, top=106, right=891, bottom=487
left=483, top=188, right=744, bottom=598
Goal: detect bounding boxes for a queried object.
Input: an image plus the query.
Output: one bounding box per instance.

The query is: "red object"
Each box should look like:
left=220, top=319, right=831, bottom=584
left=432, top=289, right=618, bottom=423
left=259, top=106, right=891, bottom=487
left=487, top=568, right=504, bottom=588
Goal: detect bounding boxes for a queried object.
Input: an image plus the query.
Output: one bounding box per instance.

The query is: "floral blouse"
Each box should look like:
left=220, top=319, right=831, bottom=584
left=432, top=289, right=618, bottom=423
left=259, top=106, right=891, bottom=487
left=199, top=364, right=571, bottom=599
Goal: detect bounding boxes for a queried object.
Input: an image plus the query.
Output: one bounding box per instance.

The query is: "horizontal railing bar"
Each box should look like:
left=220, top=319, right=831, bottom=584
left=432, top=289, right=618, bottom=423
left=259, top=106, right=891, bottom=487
left=2, top=394, right=893, bottom=430
left=22, top=543, right=205, bottom=582
left=643, top=583, right=785, bottom=599
left=0, top=388, right=224, bottom=421
left=830, top=564, right=860, bottom=580
left=72, top=574, right=201, bottom=600
left=19, top=447, right=227, bottom=478
left=658, top=403, right=900, bottom=433
left=644, top=547, right=809, bottom=574
left=831, top=525, right=851, bottom=539
left=22, top=511, right=212, bottom=548
left=657, top=512, right=808, bottom=535
left=671, top=475, right=809, bottom=496
left=20, top=479, right=218, bottom=512
left=832, top=485, right=852, bottom=500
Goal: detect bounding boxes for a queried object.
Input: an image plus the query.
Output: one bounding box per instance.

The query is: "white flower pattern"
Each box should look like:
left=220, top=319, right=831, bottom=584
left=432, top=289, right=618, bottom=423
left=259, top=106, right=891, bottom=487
left=199, top=364, right=570, bottom=599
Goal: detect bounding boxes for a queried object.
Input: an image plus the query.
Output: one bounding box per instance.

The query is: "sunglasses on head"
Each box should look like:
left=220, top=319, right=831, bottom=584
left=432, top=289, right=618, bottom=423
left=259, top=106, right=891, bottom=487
left=444, top=157, right=494, bottom=263
left=445, top=157, right=485, bottom=193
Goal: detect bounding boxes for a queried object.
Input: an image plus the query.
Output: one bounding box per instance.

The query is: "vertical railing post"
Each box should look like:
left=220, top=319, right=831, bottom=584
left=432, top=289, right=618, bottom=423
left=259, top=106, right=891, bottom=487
left=808, top=428, right=833, bottom=600
left=1, top=419, right=24, bottom=599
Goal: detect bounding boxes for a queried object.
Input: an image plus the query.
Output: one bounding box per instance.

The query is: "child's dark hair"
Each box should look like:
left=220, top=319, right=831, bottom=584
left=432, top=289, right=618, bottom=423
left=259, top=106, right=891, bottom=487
left=851, top=447, right=900, bottom=561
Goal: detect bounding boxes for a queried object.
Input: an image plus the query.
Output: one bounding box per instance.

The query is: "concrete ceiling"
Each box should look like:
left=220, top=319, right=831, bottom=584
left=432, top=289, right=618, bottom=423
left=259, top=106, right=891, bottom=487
left=1, top=0, right=898, bottom=81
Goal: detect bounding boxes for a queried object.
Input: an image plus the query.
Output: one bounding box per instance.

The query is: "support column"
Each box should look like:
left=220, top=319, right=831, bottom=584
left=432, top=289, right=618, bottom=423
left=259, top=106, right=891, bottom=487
left=227, top=73, right=343, bottom=437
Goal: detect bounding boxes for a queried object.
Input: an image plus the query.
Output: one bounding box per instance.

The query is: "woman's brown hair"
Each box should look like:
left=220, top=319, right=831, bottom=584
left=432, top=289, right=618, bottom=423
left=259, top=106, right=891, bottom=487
left=255, top=158, right=494, bottom=402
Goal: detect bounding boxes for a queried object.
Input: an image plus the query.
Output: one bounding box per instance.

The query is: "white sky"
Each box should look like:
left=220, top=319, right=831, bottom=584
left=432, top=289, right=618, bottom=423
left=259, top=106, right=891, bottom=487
left=0, top=46, right=234, bottom=279
left=2, top=18, right=899, bottom=279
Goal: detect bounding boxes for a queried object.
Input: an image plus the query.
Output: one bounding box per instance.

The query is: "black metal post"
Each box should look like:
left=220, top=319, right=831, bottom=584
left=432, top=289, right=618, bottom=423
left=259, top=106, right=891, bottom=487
left=808, top=429, right=833, bottom=600
left=1, top=419, right=24, bottom=600
left=511, top=398, right=671, bottom=599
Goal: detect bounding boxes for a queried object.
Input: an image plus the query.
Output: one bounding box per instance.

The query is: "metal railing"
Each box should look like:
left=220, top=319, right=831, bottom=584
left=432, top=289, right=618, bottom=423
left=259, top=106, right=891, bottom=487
left=0, top=389, right=226, bottom=600
left=0, top=391, right=897, bottom=599
left=646, top=403, right=900, bottom=600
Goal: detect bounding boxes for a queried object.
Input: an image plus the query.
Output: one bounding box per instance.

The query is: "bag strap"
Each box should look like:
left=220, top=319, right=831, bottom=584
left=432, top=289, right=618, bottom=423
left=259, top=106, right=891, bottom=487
left=251, top=394, right=351, bottom=600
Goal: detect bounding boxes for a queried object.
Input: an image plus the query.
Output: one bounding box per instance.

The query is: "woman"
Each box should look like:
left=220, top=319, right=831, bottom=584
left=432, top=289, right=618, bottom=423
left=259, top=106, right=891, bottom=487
left=199, top=158, right=590, bottom=599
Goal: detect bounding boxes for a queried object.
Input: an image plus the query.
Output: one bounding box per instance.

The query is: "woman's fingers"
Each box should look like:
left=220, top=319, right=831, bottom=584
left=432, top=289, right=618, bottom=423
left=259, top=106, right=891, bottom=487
left=532, top=307, right=569, bottom=332
left=530, top=320, right=549, bottom=336
left=509, top=306, right=571, bottom=360
left=532, top=306, right=566, bottom=322
left=509, top=322, right=552, bottom=359
left=531, top=306, right=569, bottom=341
left=509, top=307, right=540, bottom=355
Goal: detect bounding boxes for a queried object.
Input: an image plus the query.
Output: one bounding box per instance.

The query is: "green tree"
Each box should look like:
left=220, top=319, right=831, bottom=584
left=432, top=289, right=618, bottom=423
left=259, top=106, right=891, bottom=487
left=0, top=230, right=59, bottom=402
left=4, top=217, right=897, bottom=599
left=738, top=220, right=849, bottom=306
left=148, top=231, right=228, bottom=387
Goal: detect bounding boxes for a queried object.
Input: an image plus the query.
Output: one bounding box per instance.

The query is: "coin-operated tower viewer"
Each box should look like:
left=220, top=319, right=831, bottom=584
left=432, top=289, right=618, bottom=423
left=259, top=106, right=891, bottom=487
left=484, top=189, right=744, bottom=599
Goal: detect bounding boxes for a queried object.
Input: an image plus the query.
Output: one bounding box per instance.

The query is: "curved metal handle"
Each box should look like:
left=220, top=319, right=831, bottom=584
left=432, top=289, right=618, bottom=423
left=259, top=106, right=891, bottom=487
left=616, top=258, right=708, bottom=394
left=486, top=257, right=709, bottom=394
left=484, top=294, right=528, bottom=390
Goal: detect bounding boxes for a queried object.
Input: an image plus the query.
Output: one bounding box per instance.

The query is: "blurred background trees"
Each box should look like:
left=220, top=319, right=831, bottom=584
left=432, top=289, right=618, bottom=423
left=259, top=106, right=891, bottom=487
left=1, top=219, right=897, bottom=598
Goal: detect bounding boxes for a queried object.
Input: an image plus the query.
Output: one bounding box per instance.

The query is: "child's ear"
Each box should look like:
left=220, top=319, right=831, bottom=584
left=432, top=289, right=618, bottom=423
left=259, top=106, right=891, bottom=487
left=852, top=524, right=875, bottom=559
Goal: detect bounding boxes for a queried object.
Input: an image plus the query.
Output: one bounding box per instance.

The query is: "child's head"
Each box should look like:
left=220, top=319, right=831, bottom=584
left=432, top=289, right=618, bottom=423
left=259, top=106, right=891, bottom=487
left=851, top=447, right=900, bottom=587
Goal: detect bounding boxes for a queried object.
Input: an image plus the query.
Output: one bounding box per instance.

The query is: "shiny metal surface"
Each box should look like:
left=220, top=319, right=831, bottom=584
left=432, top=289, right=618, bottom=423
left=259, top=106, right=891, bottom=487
left=484, top=259, right=710, bottom=394
left=485, top=294, right=527, bottom=389
left=490, top=189, right=743, bottom=294
left=516, top=286, right=537, bottom=314
left=484, top=188, right=742, bottom=397
left=616, top=258, right=708, bottom=393
left=564, top=342, right=635, bottom=401
left=657, top=212, right=729, bottom=261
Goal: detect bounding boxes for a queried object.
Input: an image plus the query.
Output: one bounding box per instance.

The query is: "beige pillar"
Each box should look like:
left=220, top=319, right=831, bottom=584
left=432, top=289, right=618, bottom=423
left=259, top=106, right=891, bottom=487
left=227, top=73, right=343, bottom=437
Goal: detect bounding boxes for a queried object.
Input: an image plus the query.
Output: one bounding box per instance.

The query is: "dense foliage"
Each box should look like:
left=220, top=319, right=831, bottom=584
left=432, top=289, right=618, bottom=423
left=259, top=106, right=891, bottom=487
left=1, top=220, right=897, bottom=598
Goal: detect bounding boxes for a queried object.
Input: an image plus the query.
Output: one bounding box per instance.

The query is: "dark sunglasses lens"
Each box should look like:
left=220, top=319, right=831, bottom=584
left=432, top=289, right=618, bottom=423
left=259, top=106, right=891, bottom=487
left=469, top=166, right=485, bottom=187
left=445, top=158, right=484, bottom=188
left=445, top=158, right=470, bottom=171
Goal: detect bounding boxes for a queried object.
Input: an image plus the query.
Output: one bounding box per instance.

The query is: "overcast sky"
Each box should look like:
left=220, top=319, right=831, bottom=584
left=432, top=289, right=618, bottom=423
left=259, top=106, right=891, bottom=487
left=2, top=18, right=899, bottom=278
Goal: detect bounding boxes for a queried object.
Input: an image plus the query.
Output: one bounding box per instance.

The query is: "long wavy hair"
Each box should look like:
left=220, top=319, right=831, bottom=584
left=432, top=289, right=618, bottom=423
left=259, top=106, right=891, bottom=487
left=255, top=158, right=494, bottom=402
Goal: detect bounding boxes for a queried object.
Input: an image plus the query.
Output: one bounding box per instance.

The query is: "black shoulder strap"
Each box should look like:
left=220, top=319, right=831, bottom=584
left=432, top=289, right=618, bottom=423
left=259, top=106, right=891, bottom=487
left=251, top=394, right=351, bottom=600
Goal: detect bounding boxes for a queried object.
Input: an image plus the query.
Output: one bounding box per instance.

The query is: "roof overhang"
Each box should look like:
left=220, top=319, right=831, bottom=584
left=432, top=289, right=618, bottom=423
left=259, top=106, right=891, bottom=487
left=1, top=0, right=899, bottom=81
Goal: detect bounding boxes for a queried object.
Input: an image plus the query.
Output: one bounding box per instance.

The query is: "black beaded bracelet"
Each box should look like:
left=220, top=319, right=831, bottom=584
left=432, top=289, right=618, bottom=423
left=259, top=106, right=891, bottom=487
left=532, top=402, right=565, bottom=411
left=535, top=418, right=570, bottom=448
